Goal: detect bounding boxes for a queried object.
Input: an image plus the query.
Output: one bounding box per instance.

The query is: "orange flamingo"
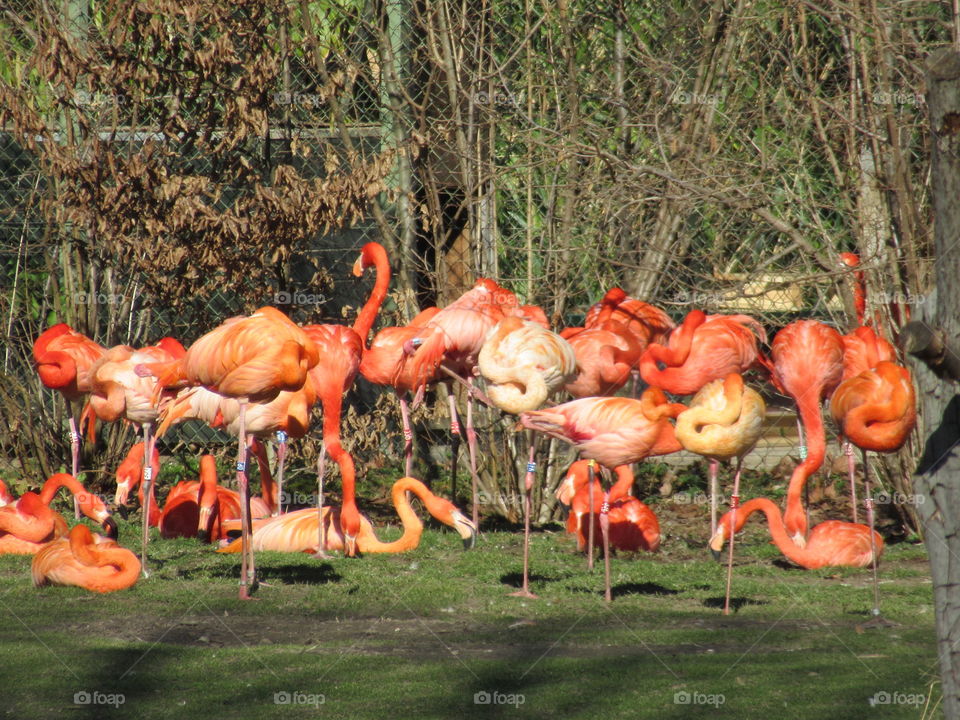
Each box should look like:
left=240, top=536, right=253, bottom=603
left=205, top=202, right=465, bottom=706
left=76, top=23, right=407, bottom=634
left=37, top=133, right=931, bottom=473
left=294, top=241, right=391, bottom=557
left=830, top=360, right=916, bottom=613
left=137, top=306, right=319, bottom=598
left=0, top=473, right=116, bottom=554
left=88, top=337, right=186, bottom=574
left=562, top=289, right=644, bottom=398
left=159, top=455, right=242, bottom=541
left=563, top=288, right=674, bottom=346
left=520, top=391, right=687, bottom=470
left=674, top=373, right=766, bottom=613
left=557, top=461, right=660, bottom=553
left=709, top=497, right=883, bottom=570
left=32, top=524, right=141, bottom=593
left=521, top=391, right=684, bottom=601
left=760, top=320, right=844, bottom=546
left=217, top=477, right=476, bottom=554
left=639, top=310, right=766, bottom=397
left=33, top=323, right=106, bottom=517
left=477, top=315, right=577, bottom=598
left=114, top=442, right=161, bottom=527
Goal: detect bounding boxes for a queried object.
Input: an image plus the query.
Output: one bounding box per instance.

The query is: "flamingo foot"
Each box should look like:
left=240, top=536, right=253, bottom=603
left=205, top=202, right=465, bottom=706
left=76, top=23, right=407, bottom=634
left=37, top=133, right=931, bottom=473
left=508, top=589, right=539, bottom=599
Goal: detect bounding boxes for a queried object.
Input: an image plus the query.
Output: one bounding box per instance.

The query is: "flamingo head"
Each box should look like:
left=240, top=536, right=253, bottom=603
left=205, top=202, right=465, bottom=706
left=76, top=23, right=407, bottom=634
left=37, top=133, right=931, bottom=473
left=708, top=524, right=727, bottom=561
left=450, top=509, right=477, bottom=549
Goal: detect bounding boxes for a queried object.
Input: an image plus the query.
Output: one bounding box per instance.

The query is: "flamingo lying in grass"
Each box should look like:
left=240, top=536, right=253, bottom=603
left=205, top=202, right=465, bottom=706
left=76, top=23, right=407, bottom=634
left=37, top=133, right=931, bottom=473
left=709, top=497, right=883, bottom=570
left=0, top=474, right=116, bottom=554
left=32, top=524, right=141, bottom=593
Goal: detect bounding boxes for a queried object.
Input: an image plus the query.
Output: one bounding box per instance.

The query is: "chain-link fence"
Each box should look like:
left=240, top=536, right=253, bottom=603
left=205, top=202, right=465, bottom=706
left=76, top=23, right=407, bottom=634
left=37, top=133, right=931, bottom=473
left=0, top=0, right=939, bottom=530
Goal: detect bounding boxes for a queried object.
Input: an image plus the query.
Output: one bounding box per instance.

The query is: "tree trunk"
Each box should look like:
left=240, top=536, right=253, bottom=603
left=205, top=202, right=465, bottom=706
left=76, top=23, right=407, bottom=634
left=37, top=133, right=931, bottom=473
left=910, top=48, right=960, bottom=720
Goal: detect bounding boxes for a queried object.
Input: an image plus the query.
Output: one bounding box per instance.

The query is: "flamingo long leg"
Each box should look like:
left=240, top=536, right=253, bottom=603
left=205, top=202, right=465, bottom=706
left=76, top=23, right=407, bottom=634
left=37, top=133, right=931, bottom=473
left=237, top=399, right=256, bottom=600
left=398, top=394, right=414, bottom=477
left=509, top=440, right=538, bottom=599
left=465, top=378, right=481, bottom=528
left=844, top=440, right=858, bottom=524
left=312, top=448, right=331, bottom=559
left=709, top=458, right=719, bottom=535
left=722, top=457, right=744, bottom=616
left=863, top=449, right=881, bottom=617
left=275, top=430, right=287, bottom=517
left=140, top=423, right=155, bottom=578
left=600, top=496, right=612, bottom=603
left=69, top=416, right=81, bottom=519
left=587, top=461, right=596, bottom=571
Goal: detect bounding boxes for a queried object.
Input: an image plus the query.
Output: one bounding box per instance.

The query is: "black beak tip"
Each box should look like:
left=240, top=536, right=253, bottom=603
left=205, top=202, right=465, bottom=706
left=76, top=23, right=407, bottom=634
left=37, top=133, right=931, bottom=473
left=103, top=517, right=119, bottom=540
left=463, top=534, right=476, bottom=550
left=710, top=547, right=722, bottom=562
left=116, top=504, right=129, bottom=521
left=197, top=529, right=210, bottom=544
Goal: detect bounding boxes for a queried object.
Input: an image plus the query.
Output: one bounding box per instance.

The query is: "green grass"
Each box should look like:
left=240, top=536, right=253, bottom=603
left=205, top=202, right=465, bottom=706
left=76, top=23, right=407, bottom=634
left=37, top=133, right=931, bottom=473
left=0, top=516, right=939, bottom=719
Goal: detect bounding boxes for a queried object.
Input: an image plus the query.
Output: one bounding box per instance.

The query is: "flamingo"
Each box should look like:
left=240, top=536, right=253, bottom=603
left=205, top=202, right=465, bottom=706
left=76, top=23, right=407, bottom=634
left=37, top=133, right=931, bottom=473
left=87, top=337, right=186, bottom=575
left=557, top=461, right=660, bottom=553
left=477, top=315, right=577, bottom=598
left=562, top=289, right=644, bottom=398
left=159, top=455, right=242, bottom=541
left=562, top=288, right=674, bottom=346
left=638, top=310, right=766, bottom=397
left=760, top=320, right=844, bottom=546
left=0, top=473, right=116, bottom=554
left=830, top=360, right=916, bottom=615
left=32, top=524, right=141, bottom=593
left=137, top=306, right=319, bottom=599
left=217, top=477, right=476, bottom=554
left=673, top=373, right=766, bottom=614
left=709, top=497, right=883, bottom=570
left=114, top=442, right=161, bottom=527
left=520, top=391, right=687, bottom=469
left=33, top=322, right=106, bottom=516
left=835, top=324, right=898, bottom=521
left=521, top=390, right=685, bottom=601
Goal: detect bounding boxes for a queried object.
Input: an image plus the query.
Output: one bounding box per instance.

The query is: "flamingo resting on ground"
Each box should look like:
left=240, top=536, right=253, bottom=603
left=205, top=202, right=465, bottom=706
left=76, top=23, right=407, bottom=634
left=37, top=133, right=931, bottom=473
left=32, top=524, right=141, bottom=593
left=557, top=461, right=660, bottom=553
left=217, top=477, right=476, bottom=554
left=0, top=473, right=116, bottom=555
left=709, top=497, right=883, bottom=570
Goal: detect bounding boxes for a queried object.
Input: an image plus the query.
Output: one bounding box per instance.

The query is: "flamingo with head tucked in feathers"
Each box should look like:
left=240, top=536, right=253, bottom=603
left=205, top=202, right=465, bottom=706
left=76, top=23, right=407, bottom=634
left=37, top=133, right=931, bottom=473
left=33, top=524, right=141, bottom=593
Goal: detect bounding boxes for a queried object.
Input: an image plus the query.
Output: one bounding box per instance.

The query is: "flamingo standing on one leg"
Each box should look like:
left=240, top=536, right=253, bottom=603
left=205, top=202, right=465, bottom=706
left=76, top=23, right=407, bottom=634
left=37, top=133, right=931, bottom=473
left=477, top=316, right=577, bottom=598
left=830, top=360, right=916, bottom=615
left=33, top=323, right=106, bottom=517
left=709, top=497, right=883, bottom=570
left=674, top=373, right=766, bottom=614
left=837, top=325, right=897, bottom=521
left=639, top=309, right=766, bottom=530
left=760, top=320, right=844, bottom=546
left=87, top=337, right=186, bottom=576
left=32, top=524, right=141, bottom=593
left=217, top=477, right=476, bottom=554
left=137, top=306, right=319, bottom=599
left=521, top=390, right=686, bottom=601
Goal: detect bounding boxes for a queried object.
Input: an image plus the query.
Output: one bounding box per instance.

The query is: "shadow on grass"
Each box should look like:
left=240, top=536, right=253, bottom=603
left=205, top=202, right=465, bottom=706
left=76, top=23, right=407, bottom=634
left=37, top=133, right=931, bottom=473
left=177, top=562, right=342, bottom=585
left=702, top=596, right=769, bottom=611
left=500, top=572, right=565, bottom=590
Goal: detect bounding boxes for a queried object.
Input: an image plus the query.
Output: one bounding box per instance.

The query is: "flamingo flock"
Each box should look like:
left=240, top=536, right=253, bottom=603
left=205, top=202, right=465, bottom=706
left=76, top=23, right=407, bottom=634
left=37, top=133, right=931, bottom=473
left=22, top=244, right=915, bottom=608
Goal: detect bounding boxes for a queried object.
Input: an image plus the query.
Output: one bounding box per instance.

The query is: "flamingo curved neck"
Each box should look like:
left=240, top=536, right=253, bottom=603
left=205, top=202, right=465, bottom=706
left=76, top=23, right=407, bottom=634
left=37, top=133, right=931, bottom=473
left=357, top=478, right=430, bottom=552
left=353, top=244, right=391, bottom=348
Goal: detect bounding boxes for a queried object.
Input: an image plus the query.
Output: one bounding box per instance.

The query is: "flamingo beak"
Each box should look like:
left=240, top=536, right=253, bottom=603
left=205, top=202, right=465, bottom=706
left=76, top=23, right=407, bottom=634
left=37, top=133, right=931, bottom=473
left=708, top=529, right=725, bottom=561
left=344, top=534, right=360, bottom=558
left=452, top=512, right=477, bottom=549
left=102, top=516, right=119, bottom=540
